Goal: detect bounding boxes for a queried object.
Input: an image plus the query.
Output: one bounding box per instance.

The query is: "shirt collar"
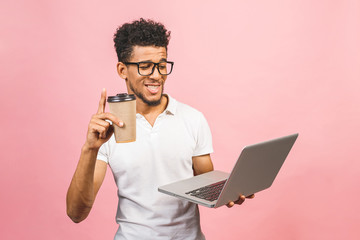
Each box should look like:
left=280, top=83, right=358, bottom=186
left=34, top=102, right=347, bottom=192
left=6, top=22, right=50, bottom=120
left=163, top=94, right=177, bottom=115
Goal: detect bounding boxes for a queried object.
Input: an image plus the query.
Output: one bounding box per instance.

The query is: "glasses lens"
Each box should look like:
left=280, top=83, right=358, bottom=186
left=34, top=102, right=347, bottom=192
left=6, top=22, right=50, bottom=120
left=138, top=62, right=155, bottom=76
left=158, top=62, right=173, bottom=75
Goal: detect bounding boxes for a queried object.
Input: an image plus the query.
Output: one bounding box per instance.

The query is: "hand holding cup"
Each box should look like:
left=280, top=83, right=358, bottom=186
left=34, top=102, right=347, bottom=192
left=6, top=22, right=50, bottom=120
left=84, top=89, right=123, bottom=150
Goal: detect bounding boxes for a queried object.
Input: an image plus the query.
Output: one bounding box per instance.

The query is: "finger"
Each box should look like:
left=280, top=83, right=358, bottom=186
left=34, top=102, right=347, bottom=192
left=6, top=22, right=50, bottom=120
left=90, top=124, right=107, bottom=139
left=234, top=195, right=246, bottom=205
left=97, top=88, right=107, bottom=114
left=246, top=194, right=255, bottom=199
left=91, top=119, right=111, bottom=139
left=91, top=117, right=111, bottom=129
left=100, top=124, right=114, bottom=140
left=226, top=202, right=235, bottom=208
left=100, top=123, right=115, bottom=140
left=97, top=113, right=124, bottom=127
left=105, top=124, right=114, bottom=139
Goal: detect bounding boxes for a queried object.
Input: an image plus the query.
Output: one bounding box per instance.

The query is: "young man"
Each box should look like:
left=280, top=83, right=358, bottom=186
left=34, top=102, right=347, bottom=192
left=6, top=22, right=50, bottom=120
left=67, top=18, right=253, bottom=240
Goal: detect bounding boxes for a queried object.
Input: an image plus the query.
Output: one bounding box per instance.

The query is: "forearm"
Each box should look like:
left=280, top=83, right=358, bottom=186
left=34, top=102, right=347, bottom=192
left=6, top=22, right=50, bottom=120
left=66, top=145, right=98, bottom=223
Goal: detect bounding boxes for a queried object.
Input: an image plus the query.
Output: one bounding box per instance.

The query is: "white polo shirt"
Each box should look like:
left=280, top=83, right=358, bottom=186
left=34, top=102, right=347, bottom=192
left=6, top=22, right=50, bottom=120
left=97, top=95, right=213, bottom=240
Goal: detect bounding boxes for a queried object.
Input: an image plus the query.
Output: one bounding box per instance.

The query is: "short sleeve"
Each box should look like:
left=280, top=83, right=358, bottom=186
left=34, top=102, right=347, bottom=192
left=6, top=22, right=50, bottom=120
left=193, top=113, right=214, bottom=156
left=97, top=141, right=109, bottom=163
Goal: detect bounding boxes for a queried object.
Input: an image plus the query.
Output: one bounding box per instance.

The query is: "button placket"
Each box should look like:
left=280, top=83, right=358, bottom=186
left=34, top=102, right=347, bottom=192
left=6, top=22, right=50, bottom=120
left=152, top=112, right=167, bottom=133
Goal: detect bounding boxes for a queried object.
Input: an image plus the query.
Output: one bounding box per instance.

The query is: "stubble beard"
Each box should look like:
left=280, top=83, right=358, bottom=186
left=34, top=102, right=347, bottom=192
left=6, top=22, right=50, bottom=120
left=129, top=81, right=164, bottom=106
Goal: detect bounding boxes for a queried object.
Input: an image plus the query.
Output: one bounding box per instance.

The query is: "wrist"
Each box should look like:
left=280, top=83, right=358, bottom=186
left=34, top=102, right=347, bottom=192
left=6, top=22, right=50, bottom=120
left=82, top=143, right=100, bottom=154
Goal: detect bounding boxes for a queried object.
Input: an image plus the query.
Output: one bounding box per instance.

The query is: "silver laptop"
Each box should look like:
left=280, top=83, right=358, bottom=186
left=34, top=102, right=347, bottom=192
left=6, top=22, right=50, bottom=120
left=158, top=133, right=298, bottom=208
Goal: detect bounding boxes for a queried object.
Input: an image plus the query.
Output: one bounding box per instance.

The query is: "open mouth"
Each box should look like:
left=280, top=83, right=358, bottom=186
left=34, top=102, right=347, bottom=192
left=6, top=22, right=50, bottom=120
left=145, top=84, right=161, bottom=94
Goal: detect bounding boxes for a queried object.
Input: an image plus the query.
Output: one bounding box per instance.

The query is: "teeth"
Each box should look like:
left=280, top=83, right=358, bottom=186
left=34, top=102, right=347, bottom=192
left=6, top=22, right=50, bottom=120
left=147, top=85, right=159, bottom=90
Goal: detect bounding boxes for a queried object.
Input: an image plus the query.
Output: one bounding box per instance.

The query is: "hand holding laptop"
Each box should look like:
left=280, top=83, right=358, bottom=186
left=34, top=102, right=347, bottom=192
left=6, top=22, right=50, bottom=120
left=226, top=193, right=255, bottom=208
left=159, top=134, right=298, bottom=208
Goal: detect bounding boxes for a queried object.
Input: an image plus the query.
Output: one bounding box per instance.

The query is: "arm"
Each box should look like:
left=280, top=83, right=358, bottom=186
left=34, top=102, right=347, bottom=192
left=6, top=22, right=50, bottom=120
left=66, top=153, right=107, bottom=223
left=66, top=89, right=122, bottom=223
left=192, top=153, right=254, bottom=208
left=192, top=154, right=214, bottom=176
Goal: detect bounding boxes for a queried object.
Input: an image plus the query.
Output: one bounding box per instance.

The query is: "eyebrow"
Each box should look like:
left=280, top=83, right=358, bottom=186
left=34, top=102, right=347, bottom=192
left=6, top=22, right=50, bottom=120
left=139, top=58, right=167, bottom=63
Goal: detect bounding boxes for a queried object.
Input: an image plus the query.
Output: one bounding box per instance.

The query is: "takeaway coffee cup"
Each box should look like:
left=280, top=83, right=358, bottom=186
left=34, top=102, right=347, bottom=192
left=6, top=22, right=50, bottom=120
left=107, top=93, right=136, bottom=143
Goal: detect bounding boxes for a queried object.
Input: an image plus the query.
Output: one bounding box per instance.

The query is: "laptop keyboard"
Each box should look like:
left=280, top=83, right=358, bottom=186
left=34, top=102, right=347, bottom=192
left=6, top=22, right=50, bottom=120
left=185, top=180, right=226, bottom=202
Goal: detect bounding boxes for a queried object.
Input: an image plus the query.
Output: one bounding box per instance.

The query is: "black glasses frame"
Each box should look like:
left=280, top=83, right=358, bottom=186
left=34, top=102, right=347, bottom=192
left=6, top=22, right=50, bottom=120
left=123, top=61, right=174, bottom=76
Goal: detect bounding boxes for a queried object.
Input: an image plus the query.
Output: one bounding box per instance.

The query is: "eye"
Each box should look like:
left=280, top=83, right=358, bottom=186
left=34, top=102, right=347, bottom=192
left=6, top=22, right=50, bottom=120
left=158, top=63, right=167, bottom=69
left=139, top=63, right=153, bottom=69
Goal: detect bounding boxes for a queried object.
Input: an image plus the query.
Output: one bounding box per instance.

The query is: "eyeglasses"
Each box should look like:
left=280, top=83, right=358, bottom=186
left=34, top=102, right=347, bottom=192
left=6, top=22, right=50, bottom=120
left=124, top=61, right=174, bottom=76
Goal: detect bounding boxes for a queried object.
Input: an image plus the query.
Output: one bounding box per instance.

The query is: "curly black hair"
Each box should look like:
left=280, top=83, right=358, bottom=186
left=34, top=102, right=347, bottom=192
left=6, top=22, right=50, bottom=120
left=113, top=18, right=171, bottom=62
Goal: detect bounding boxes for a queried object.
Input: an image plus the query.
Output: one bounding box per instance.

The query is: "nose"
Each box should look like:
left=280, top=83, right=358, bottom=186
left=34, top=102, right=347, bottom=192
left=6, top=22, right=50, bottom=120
left=149, top=65, right=162, bottom=80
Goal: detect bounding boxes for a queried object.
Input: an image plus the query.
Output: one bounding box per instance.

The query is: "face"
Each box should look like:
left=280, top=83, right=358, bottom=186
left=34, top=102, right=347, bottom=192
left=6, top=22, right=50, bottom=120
left=117, top=46, right=168, bottom=106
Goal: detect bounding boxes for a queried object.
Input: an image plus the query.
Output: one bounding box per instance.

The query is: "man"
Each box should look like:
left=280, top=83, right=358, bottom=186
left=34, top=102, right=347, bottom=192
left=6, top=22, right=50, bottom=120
left=67, top=18, right=253, bottom=239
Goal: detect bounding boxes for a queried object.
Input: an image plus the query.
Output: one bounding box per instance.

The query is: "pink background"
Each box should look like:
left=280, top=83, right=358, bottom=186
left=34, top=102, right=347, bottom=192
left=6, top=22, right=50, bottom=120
left=1, top=0, right=359, bottom=239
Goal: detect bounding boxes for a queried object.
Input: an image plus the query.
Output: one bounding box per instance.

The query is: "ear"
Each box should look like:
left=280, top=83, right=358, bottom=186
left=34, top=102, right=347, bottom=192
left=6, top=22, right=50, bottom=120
left=117, top=62, right=127, bottom=79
